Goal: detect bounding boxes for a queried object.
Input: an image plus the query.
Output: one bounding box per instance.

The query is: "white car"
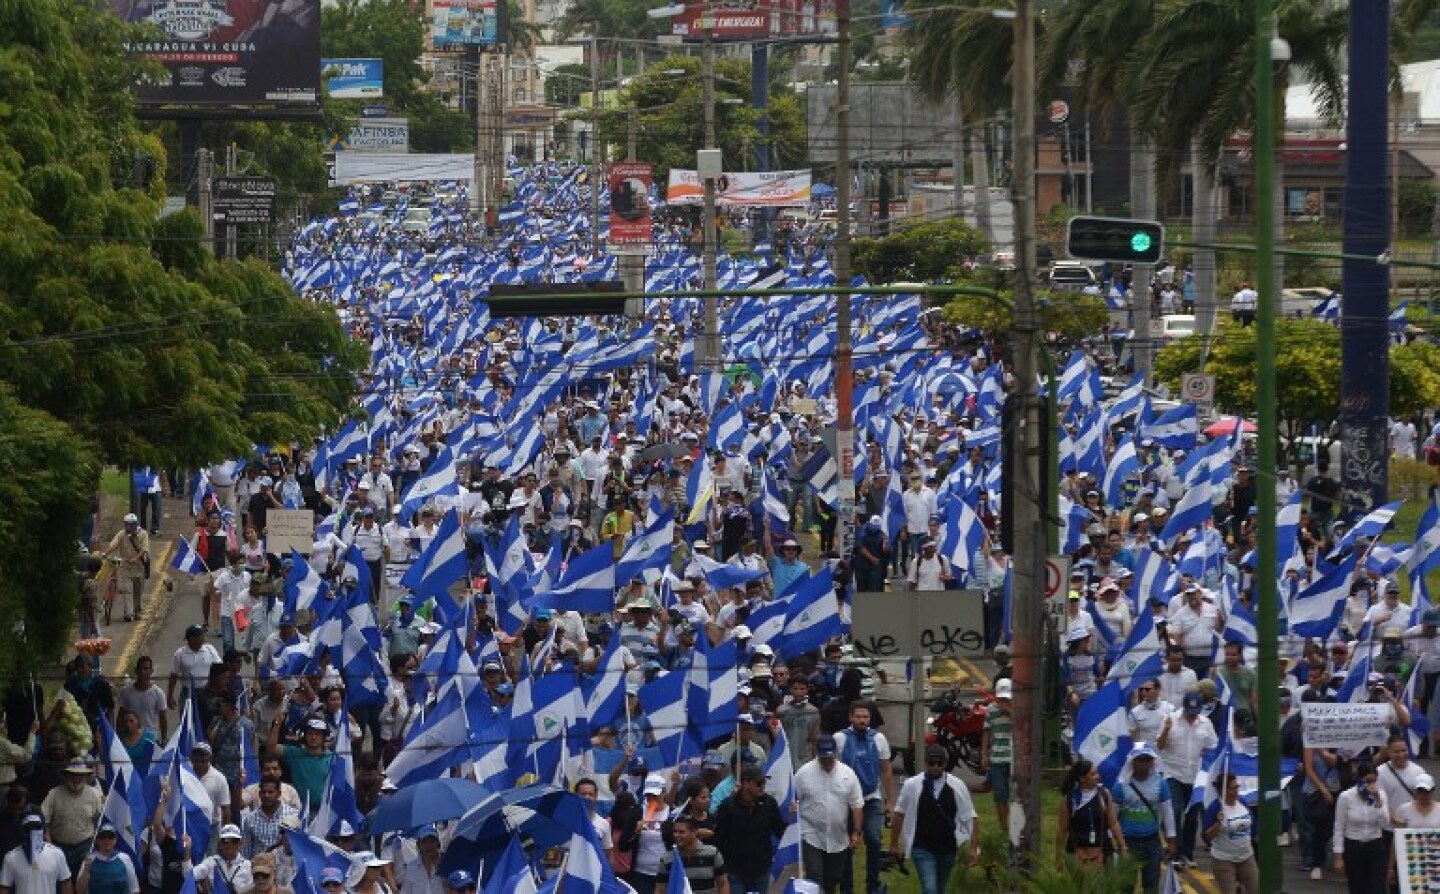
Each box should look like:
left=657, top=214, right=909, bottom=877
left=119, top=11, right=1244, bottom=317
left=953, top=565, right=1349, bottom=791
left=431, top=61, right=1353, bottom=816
left=1280, top=286, right=1337, bottom=317
left=1048, top=261, right=1098, bottom=291
left=1159, top=314, right=1196, bottom=341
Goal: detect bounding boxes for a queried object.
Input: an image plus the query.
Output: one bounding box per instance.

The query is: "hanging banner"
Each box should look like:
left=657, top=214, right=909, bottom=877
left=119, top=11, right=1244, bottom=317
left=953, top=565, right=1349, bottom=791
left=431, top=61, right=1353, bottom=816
left=608, top=162, right=654, bottom=245
left=665, top=169, right=812, bottom=207
left=333, top=152, right=475, bottom=184
left=328, top=118, right=410, bottom=152
left=112, top=0, right=321, bottom=108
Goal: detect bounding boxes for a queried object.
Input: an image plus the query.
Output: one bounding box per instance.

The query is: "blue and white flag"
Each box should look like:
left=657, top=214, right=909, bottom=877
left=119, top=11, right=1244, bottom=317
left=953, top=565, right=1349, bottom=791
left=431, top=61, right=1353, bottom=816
left=942, top=499, right=986, bottom=580
left=1289, top=554, right=1356, bottom=640
left=1103, top=606, right=1164, bottom=696
left=1073, top=679, right=1134, bottom=785
left=777, top=565, right=841, bottom=659
left=399, top=446, right=459, bottom=517
left=535, top=541, right=617, bottom=614
left=616, top=505, right=675, bottom=584
left=685, top=551, right=767, bottom=591
left=1103, top=434, right=1141, bottom=508
left=400, top=510, right=468, bottom=615
left=1333, top=501, right=1403, bottom=555
left=765, top=725, right=801, bottom=879
left=170, top=537, right=210, bottom=575
left=308, top=710, right=362, bottom=837
left=637, top=667, right=699, bottom=768
left=582, top=633, right=629, bottom=731
left=686, top=639, right=740, bottom=745
left=1141, top=403, right=1199, bottom=451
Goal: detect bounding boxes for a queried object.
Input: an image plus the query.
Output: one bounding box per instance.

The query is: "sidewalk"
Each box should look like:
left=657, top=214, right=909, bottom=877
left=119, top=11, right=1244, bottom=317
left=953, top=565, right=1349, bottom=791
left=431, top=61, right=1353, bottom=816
left=95, top=491, right=200, bottom=680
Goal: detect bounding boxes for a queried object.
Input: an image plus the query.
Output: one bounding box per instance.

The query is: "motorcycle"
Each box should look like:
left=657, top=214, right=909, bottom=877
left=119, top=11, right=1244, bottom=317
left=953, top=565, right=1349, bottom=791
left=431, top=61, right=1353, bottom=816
left=925, top=686, right=995, bottom=777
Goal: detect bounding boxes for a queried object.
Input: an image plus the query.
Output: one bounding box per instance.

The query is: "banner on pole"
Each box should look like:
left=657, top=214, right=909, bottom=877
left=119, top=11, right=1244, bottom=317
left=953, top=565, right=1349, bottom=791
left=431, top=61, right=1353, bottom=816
left=666, top=169, right=812, bottom=207
left=608, top=162, right=654, bottom=245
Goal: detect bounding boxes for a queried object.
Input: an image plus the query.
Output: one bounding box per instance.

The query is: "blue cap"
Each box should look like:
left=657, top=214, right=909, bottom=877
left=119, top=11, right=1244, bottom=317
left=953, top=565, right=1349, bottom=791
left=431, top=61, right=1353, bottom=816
left=415, top=824, right=439, bottom=840
left=815, top=738, right=838, bottom=756
left=447, top=871, right=476, bottom=890
left=534, top=608, right=553, bottom=620
left=320, top=868, right=346, bottom=886
left=279, top=613, right=297, bottom=626
left=627, top=756, right=648, bottom=774
left=1182, top=692, right=1204, bottom=714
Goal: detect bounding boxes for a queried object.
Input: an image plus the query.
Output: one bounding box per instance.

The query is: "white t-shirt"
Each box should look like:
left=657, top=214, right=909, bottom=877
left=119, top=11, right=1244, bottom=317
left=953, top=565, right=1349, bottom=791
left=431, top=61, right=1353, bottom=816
left=0, top=843, right=72, bottom=894
left=172, top=644, right=222, bottom=692
left=118, top=683, right=168, bottom=737
left=1395, top=800, right=1440, bottom=829
left=1379, top=761, right=1426, bottom=819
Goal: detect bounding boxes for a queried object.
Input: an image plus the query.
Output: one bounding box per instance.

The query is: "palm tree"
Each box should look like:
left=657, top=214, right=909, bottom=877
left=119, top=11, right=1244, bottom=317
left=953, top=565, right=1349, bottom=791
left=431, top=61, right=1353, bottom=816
left=906, top=0, right=1019, bottom=240
left=1129, top=0, right=1347, bottom=303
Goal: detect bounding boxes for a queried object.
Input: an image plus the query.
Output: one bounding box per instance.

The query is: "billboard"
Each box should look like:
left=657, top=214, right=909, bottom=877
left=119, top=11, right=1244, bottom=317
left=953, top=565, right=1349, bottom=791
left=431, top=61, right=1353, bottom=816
left=112, top=0, right=321, bottom=107
left=211, top=177, right=276, bottom=224
left=669, top=0, right=837, bottom=41
left=322, top=58, right=383, bottom=100
left=430, top=0, right=507, bottom=47
left=807, top=83, right=955, bottom=165
left=608, top=163, right=654, bottom=245
left=666, top=169, right=812, bottom=207
left=328, top=118, right=410, bottom=152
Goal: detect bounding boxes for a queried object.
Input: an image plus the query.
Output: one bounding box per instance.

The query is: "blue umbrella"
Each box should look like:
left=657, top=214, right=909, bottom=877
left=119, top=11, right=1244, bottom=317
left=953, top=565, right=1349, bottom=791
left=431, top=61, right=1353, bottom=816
left=452, top=784, right=590, bottom=847
left=367, top=777, right=493, bottom=835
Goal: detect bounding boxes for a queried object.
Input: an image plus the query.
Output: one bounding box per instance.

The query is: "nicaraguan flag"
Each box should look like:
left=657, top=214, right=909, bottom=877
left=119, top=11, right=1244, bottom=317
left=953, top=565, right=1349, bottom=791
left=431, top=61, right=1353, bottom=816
left=1289, top=554, right=1357, bottom=640
left=1073, top=679, right=1133, bottom=785
left=170, top=537, right=210, bottom=575
left=534, top=541, right=616, bottom=614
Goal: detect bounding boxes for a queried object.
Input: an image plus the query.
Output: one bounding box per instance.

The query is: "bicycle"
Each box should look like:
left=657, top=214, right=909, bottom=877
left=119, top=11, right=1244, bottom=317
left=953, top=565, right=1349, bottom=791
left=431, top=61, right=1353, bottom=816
left=103, top=556, right=123, bottom=626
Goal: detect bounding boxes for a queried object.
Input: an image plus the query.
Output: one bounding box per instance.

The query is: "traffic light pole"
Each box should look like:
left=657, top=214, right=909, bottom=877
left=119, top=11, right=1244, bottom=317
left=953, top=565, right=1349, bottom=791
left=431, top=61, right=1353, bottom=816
left=834, top=0, right=856, bottom=560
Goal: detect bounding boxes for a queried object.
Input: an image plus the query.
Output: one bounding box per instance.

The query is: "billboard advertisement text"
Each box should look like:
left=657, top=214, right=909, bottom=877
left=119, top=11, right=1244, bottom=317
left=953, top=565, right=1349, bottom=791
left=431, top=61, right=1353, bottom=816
left=322, top=58, right=383, bottom=99
left=113, top=0, right=321, bottom=106
left=608, top=163, right=654, bottom=245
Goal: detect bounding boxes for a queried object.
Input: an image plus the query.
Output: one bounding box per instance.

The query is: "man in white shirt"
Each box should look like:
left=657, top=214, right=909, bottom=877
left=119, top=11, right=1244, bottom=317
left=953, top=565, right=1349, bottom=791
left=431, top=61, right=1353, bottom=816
left=907, top=537, right=952, bottom=591
left=1230, top=281, right=1257, bottom=326
left=362, top=457, right=395, bottom=519
left=900, top=477, right=937, bottom=576
left=1168, top=583, right=1221, bottom=678
left=190, top=743, right=233, bottom=828
left=194, top=825, right=251, bottom=893
left=1157, top=646, right=1199, bottom=710
left=168, top=625, right=222, bottom=711
left=794, top=739, right=863, bottom=894
left=1377, top=736, right=1426, bottom=823
left=343, top=507, right=389, bottom=593
left=0, top=814, right=72, bottom=894
left=1129, top=677, right=1175, bottom=746
left=1156, top=692, right=1217, bottom=868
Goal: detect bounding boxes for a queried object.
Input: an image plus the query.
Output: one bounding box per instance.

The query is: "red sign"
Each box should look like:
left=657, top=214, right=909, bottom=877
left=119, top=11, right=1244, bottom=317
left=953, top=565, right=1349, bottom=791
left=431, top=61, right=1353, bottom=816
left=607, top=162, right=653, bottom=245
left=670, top=0, right=837, bottom=41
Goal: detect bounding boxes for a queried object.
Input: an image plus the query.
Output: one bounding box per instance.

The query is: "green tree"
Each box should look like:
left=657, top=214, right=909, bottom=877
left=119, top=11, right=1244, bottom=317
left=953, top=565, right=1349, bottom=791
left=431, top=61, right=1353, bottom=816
left=905, top=0, right=1019, bottom=118
left=942, top=289, right=1111, bottom=344
left=608, top=56, right=806, bottom=175
left=1154, top=318, right=1342, bottom=448
left=1391, top=339, right=1440, bottom=417
left=0, top=390, right=100, bottom=687
left=853, top=218, right=990, bottom=283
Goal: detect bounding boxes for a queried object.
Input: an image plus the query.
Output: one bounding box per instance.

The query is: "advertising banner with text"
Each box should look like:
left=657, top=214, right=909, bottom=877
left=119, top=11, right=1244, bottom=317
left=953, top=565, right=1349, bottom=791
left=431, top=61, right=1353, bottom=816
left=665, top=169, right=812, bottom=207
left=608, top=163, right=654, bottom=245
left=113, top=0, right=321, bottom=107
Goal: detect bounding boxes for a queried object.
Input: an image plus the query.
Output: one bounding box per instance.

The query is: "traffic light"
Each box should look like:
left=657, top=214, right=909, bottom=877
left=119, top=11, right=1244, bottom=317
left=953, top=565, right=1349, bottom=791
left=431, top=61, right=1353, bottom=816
left=1065, top=215, right=1165, bottom=264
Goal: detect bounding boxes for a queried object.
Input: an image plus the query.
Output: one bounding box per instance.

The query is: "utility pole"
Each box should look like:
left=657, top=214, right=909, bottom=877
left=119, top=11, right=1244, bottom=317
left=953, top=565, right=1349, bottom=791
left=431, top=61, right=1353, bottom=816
left=1008, top=0, right=1045, bottom=861
left=627, top=106, right=637, bottom=162
left=197, top=147, right=214, bottom=255
left=471, top=45, right=484, bottom=217
left=834, top=0, right=856, bottom=559
left=493, top=51, right=508, bottom=229
left=1252, top=0, right=1283, bottom=890
left=225, top=143, right=237, bottom=259
left=700, top=34, right=720, bottom=368
left=589, top=35, right=602, bottom=254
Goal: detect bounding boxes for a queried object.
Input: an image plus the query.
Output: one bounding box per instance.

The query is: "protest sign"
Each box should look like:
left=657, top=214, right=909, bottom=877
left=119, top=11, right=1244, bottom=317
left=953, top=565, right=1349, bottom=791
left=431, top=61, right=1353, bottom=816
left=266, top=509, right=315, bottom=556
left=1300, top=702, right=1393, bottom=751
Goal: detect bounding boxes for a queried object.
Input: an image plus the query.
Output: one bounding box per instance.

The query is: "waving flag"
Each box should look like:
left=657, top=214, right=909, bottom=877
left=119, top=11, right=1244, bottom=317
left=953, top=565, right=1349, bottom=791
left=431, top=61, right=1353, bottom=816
left=686, top=639, right=740, bottom=745
left=308, top=710, right=362, bottom=837
left=1159, top=467, right=1213, bottom=547
left=942, top=499, right=986, bottom=580
left=1333, top=501, right=1403, bottom=555
left=1141, top=403, right=1199, bottom=451
left=170, top=538, right=211, bottom=575
left=387, top=649, right=497, bottom=786
left=400, top=510, right=468, bottom=614
left=582, top=633, right=630, bottom=731
left=665, top=848, right=694, bottom=894
left=1073, top=679, right=1134, bottom=785
left=616, top=505, right=675, bottom=583
left=638, top=667, right=699, bottom=768
left=1289, top=554, right=1356, bottom=640
left=1104, top=605, right=1164, bottom=696
left=534, top=541, right=616, bottom=613
left=484, top=513, right=534, bottom=633
left=1103, top=435, right=1141, bottom=508
left=686, top=453, right=716, bottom=525
left=765, top=725, right=801, bottom=879
left=399, top=446, right=459, bottom=517
left=776, top=565, right=841, bottom=659
left=284, top=548, right=326, bottom=614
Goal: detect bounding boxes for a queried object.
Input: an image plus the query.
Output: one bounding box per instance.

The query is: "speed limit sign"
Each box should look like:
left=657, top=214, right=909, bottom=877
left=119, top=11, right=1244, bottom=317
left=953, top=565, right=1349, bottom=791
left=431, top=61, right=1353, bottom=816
left=1045, top=555, right=1072, bottom=619
left=1181, top=373, right=1215, bottom=403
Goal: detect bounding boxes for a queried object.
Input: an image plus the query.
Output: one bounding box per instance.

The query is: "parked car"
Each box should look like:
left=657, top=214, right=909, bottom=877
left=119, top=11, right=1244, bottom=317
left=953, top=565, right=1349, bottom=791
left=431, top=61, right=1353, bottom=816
left=1048, top=261, right=1098, bottom=291
left=1159, top=314, right=1196, bottom=341
left=1280, top=286, right=1337, bottom=317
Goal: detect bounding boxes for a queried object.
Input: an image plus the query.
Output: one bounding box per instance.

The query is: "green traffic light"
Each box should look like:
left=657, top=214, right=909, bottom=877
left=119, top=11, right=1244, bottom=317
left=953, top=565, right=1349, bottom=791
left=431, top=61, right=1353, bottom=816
left=1131, top=231, right=1153, bottom=254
